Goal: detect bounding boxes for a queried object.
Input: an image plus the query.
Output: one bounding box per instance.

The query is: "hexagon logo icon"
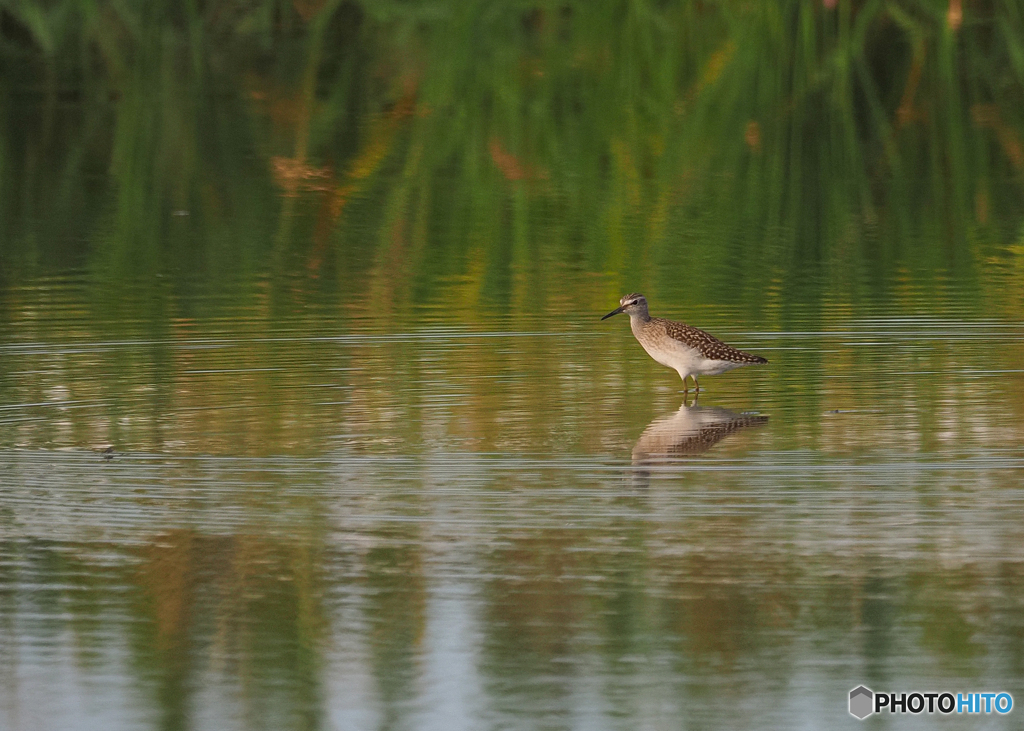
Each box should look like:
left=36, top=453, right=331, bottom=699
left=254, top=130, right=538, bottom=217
left=849, top=686, right=874, bottom=720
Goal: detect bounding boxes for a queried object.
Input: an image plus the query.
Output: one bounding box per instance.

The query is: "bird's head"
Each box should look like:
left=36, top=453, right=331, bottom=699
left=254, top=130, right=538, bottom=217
left=601, top=293, right=648, bottom=320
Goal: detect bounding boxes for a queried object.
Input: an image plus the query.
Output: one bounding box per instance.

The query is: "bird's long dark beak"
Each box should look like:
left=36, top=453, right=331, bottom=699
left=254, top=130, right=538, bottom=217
left=601, top=305, right=626, bottom=320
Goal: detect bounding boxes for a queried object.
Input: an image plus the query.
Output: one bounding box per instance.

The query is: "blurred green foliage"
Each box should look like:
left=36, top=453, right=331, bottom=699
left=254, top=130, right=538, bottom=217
left=1, top=0, right=1023, bottom=317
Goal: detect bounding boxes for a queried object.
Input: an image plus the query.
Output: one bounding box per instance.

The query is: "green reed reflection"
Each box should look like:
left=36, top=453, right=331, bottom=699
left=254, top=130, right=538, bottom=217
left=2, top=0, right=1023, bottom=322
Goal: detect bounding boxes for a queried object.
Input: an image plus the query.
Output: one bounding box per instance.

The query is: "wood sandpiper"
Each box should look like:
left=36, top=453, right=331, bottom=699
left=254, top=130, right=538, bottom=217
left=601, top=293, right=768, bottom=392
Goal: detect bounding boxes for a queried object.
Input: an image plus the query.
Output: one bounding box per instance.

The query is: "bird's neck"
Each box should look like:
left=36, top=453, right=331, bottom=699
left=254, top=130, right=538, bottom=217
left=629, top=310, right=651, bottom=327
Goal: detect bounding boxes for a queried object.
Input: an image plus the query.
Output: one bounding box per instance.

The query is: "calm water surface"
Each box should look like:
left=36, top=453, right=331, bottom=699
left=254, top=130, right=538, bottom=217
left=4, top=6, right=1024, bottom=723
left=2, top=274, right=1023, bottom=730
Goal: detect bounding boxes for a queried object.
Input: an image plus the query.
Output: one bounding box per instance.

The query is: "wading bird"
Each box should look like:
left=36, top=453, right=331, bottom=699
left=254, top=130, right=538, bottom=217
left=601, top=293, right=767, bottom=392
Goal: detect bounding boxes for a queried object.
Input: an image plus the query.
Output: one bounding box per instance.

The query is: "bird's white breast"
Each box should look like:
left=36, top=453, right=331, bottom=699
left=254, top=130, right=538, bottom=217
left=632, top=326, right=702, bottom=372
left=640, top=337, right=703, bottom=372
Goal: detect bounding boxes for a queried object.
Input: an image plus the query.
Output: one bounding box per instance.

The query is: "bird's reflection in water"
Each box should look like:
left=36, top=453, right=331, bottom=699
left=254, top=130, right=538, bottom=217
left=630, top=400, right=769, bottom=488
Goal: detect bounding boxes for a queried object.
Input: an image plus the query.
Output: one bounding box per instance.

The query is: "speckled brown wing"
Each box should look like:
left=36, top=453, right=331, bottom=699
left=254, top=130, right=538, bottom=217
left=657, top=318, right=768, bottom=364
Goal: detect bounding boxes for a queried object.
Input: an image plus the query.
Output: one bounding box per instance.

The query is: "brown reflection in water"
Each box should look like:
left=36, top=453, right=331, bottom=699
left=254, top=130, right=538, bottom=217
left=657, top=552, right=799, bottom=674
left=480, top=532, right=589, bottom=712
left=135, top=531, right=197, bottom=731
left=474, top=520, right=812, bottom=718
left=2, top=516, right=1024, bottom=727
left=131, top=530, right=326, bottom=731
left=362, top=528, right=427, bottom=730
left=474, top=504, right=655, bottom=720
